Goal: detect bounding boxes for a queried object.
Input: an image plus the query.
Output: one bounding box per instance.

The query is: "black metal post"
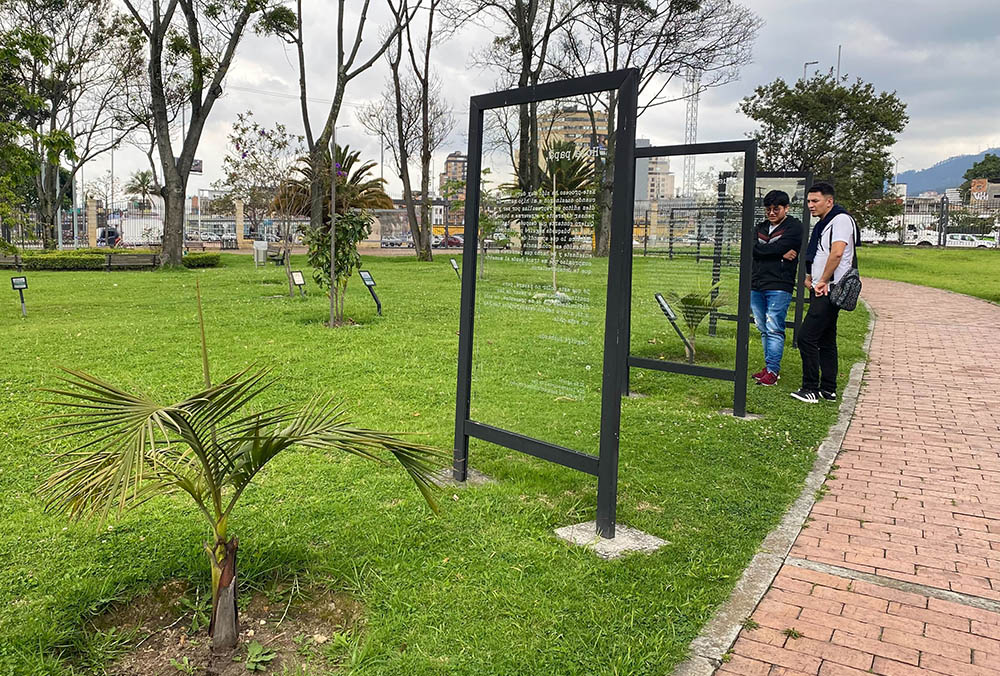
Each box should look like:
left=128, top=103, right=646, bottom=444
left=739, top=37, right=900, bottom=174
left=732, top=148, right=757, bottom=418
left=18, top=288, right=26, bottom=317
left=452, top=101, right=484, bottom=483
left=597, top=68, right=638, bottom=539
left=367, top=286, right=382, bottom=316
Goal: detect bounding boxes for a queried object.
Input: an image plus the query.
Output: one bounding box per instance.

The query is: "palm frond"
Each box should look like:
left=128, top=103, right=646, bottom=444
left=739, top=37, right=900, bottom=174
left=221, top=396, right=446, bottom=515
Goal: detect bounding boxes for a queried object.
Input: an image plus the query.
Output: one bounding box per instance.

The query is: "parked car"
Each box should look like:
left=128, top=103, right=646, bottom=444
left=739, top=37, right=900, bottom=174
left=381, top=235, right=404, bottom=248
left=945, top=233, right=995, bottom=249
left=444, top=234, right=463, bottom=248
left=432, top=235, right=443, bottom=248
left=96, top=227, right=121, bottom=247
left=200, top=231, right=221, bottom=242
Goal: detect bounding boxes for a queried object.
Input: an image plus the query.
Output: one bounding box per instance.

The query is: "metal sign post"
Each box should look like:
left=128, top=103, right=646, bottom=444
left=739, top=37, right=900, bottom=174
left=654, top=293, right=694, bottom=363
left=11, top=276, right=27, bottom=317
left=358, top=270, right=381, bottom=316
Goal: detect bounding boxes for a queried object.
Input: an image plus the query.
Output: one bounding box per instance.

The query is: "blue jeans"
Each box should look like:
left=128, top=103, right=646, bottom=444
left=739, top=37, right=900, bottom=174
left=751, top=289, right=793, bottom=374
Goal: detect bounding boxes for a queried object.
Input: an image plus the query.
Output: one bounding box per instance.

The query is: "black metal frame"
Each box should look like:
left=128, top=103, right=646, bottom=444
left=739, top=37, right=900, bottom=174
left=755, top=172, right=813, bottom=344
left=453, top=69, right=639, bottom=539
left=628, top=141, right=757, bottom=417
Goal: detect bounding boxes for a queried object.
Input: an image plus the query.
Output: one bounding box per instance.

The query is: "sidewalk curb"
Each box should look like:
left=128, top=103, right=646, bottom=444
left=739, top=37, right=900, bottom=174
left=673, top=302, right=875, bottom=676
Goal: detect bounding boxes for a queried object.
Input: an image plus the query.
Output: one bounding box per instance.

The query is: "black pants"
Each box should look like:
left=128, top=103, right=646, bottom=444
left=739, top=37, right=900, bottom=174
left=797, top=293, right=840, bottom=393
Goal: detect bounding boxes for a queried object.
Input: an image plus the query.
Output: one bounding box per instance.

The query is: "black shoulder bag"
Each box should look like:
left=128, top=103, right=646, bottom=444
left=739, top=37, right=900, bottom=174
left=828, top=217, right=861, bottom=311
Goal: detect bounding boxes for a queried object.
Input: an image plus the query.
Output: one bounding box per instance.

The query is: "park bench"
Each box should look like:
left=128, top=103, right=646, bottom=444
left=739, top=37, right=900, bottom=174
left=184, top=240, right=206, bottom=252
left=266, top=242, right=287, bottom=266
left=0, top=254, right=23, bottom=271
left=106, top=253, right=160, bottom=271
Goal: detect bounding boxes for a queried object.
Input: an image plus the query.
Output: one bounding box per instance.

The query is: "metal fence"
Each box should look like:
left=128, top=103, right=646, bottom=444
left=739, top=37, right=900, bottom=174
left=862, top=197, right=1000, bottom=248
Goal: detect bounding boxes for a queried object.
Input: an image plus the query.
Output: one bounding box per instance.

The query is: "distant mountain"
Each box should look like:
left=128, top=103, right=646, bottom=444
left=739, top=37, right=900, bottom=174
left=898, top=148, right=1000, bottom=195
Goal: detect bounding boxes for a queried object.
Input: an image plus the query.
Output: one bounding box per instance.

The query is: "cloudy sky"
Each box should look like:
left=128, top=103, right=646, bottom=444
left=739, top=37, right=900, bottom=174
left=94, top=0, right=1000, bottom=198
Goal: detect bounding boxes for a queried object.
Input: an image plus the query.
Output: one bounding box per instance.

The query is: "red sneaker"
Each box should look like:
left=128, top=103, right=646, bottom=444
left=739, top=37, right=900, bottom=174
left=757, top=370, right=778, bottom=386
left=752, top=367, right=768, bottom=381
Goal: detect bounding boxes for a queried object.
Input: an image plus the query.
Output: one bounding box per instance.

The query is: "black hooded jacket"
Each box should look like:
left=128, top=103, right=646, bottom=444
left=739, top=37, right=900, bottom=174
left=751, top=215, right=803, bottom=293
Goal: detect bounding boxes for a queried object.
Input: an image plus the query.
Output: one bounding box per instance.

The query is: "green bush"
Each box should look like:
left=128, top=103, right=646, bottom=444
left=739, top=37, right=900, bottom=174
left=21, top=254, right=104, bottom=270
left=0, top=240, right=16, bottom=256
left=182, top=252, right=221, bottom=268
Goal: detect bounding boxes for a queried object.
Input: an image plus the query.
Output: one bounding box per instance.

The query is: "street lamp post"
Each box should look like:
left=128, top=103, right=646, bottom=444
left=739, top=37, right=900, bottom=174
left=803, top=60, right=818, bottom=80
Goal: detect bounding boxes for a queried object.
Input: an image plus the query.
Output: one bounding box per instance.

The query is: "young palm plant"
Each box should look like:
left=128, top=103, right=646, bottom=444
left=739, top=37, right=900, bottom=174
left=667, top=281, right=727, bottom=360
left=38, top=285, right=443, bottom=652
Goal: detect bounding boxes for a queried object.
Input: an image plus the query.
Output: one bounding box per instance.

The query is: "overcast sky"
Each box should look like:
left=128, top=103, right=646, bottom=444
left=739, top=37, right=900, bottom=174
left=93, top=0, right=1000, bottom=199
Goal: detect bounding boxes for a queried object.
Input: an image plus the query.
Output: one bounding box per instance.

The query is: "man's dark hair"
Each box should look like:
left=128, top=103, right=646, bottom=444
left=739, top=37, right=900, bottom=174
left=762, top=190, right=790, bottom=208
left=808, top=181, right=835, bottom=198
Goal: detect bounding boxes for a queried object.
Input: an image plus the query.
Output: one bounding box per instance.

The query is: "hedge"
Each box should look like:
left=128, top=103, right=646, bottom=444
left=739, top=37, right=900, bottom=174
left=22, top=254, right=105, bottom=270
left=181, top=252, right=220, bottom=268
left=7, top=249, right=221, bottom=270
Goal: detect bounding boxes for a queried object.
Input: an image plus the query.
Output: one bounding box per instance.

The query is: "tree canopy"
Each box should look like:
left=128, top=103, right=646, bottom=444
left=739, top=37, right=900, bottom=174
left=740, top=72, right=908, bottom=233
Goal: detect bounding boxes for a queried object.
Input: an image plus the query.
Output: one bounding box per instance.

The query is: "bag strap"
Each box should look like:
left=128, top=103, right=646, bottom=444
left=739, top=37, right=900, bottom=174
left=827, top=213, right=859, bottom=272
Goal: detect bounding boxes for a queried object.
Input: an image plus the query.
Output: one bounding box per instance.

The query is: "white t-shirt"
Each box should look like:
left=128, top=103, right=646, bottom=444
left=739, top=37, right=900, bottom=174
left=811, top=213, right=855, bottom=284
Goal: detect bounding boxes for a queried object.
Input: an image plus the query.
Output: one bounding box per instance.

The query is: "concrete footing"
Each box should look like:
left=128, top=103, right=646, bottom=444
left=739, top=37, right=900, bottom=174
left=554, top=521, right=668, bottom=560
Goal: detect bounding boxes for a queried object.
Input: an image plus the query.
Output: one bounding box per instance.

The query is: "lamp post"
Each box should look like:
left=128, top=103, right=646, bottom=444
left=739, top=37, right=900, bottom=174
left=329, top=123, right=349, bottom=327
left=802, top=60, right=818, bottom=80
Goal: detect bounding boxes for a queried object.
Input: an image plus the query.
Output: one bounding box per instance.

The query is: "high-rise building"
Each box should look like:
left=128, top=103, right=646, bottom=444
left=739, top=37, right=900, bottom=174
left=439, top=151, right=467, bottom=228
left=537, top=106, right=608, bottom=171
left=646, top=156, right=675, bottom=201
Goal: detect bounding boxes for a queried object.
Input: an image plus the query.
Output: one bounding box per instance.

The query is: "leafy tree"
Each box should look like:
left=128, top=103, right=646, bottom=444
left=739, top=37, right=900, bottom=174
left=740, top=72, right=908, bottom=234
left=0, top=26, right=46, bottom=230
left=3, top=0, right=142, bottom=248
left=39, top=287, right=443, bottom=653
left=121, top=0, right=285, bottom=266
left=960, top=153, right=1000, bottom=202
left=212, top=110, right=303, bottom=235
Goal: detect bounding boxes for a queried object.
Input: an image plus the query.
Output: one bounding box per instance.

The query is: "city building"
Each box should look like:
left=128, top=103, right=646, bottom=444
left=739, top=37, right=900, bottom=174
left=438, top=151, right=467, bottom=228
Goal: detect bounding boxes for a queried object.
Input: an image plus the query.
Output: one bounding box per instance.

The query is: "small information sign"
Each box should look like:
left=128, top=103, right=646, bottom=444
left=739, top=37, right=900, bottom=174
left=450, top=258, right=460, bottom=279
left=11, top=276, right=27, bottom=317
left=358, top=270, right=381, bottom=316
left=290, top=270, right=305, bottom=286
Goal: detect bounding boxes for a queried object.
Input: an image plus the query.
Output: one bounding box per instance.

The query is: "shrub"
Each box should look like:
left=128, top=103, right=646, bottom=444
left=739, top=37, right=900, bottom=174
left=0, top=240, right=16, bottom=255
left=182, top=252, right=221, bottom=268
left=22, top=254, right=104, bottom=271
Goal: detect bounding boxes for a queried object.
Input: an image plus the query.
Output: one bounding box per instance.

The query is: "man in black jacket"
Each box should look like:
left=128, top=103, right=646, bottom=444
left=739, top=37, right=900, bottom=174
left=750, top=190, right=804, bottom=386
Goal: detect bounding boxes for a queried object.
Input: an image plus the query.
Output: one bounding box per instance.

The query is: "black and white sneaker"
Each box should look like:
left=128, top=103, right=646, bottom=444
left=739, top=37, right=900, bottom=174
left=820, top=390, right=837, bottom=401
left=790, top=389, right=819, bottom=403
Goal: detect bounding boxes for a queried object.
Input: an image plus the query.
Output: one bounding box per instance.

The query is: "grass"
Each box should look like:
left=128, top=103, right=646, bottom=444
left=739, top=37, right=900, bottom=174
left=0, top=252, right=868, bottom=675
left=859, top=245, right=1000, bottom=304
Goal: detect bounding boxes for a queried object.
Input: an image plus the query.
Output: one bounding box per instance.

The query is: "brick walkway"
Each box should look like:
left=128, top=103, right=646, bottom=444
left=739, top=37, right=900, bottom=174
left=717, top=279, right=1000, bottom=676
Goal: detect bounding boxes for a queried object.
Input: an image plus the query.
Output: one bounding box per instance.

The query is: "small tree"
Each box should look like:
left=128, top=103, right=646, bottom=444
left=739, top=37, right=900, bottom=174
left=213, top=111, right=303, bottom=236
left=667, top=281, right=725, bottom=360
left=124, top=169, right=158, bottom=212
left=40, top=285, right=443, bottom=653
left=277, top=145, right=392, bottom=323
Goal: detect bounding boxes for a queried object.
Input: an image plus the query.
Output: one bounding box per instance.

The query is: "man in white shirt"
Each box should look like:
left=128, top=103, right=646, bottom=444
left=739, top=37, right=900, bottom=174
left=790, top=182, right=857, bottom=403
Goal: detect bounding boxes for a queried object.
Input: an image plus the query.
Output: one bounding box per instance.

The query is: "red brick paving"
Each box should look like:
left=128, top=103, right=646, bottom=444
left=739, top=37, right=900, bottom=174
left=717, top=280, right=1000, bottom=675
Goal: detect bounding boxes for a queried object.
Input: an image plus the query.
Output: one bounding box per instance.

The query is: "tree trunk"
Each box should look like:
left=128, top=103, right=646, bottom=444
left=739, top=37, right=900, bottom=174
left=209, top=537, right=239, bottom=653
left=595, top=94, right=618, bottom=257
left=162, top=185, right=186, bottom=265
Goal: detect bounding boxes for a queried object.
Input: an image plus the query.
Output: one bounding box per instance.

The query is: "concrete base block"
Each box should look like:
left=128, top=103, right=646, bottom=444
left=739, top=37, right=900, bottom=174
left=554, top=521, right=668, bottom=560
left=718, top=409, right=762, bottom=420
left=431, top=467, right=494, bottom=488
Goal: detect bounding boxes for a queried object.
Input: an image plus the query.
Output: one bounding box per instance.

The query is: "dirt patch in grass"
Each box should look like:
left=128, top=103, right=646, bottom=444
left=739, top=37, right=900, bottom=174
left=95, top=580, right=363, bottom=675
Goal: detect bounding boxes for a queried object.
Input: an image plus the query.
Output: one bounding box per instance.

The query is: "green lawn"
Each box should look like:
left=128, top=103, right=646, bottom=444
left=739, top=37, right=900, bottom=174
left=0, top=253, right=867, bottom=675
left=860, top=245, right=1000, bottom=303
